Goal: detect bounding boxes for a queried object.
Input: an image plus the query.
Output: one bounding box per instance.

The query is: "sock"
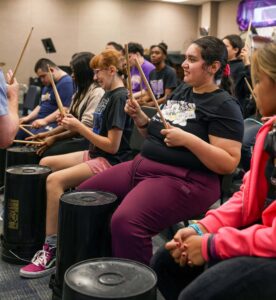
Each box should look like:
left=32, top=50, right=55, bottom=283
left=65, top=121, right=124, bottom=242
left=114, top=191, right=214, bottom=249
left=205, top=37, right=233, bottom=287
left=45, top=234, right=57, bottom=248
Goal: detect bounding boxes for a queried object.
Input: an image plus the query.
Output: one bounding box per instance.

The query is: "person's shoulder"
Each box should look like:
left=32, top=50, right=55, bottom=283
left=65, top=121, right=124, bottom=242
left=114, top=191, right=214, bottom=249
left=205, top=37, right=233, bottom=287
left=164, top=65, right=176, bottom=74
left=58, top=74, right=73, bottom=85
left=110, top=87, right=128, bottom=98
left=90, top=82, right=104, bottom=92
left=143, top=59, right=155, bottom=70
left=215, top=90, right=243, bottom=115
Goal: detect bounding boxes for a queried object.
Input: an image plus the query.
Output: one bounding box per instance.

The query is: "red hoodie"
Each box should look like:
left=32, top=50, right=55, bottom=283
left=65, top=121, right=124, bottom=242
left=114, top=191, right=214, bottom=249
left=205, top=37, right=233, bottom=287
left=200, top=117, right=276, bottom=261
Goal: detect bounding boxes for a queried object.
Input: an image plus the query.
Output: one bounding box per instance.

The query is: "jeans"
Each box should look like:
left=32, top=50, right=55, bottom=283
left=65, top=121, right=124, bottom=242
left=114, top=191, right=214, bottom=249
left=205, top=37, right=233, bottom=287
left=151, top=247, right=276, bottom=300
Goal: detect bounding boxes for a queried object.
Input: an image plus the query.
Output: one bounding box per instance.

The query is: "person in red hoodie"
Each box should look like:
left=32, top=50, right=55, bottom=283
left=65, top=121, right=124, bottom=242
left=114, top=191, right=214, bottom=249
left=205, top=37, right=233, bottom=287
left=151, top=42, right=276, bottom=300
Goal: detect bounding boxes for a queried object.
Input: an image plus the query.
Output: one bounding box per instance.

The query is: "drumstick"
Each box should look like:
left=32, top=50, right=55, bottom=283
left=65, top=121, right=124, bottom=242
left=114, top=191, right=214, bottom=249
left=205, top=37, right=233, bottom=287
left=245, top=19, right=252, bottom=49
left=20, top=124, right=32, bottom=127
left=134, top=58, right=168, bottom=128
left=244, top=77, right=257, bottom=102
left=10, top=27, right=34, bottom=83
left=13, top=140, right=44, bottom=145
left=47, top=64, right=66, bottom=117
left=19, top=124, right=35, bottom=136
left=19, top=125, right=44, bottom=142
left=125, top=44, right=134, bottom=103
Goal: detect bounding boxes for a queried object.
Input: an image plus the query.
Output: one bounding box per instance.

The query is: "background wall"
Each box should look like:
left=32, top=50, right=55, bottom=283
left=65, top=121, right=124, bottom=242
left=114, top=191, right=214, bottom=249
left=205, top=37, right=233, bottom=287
left=216, top=0, right=240, bottom=38
left=0, top=0, right=240, bottom=84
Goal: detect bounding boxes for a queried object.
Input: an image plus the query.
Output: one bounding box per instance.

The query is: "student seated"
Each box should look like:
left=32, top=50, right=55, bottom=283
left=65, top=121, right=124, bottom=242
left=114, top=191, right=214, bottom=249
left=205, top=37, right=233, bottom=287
left=151, top=42, right=276, bottom=300
left=223, top=34, right=251, bottom=117
left=17, top=58, right=74, bottom=139
left=19, top=49, right=133, bottom=278
left=27, top=52, right=104, bottom=157
left=143, top=42, right=178, bottom=106
left=127, top=42, right=155, bottom=101
left=78, top=36, right=243, bottom=266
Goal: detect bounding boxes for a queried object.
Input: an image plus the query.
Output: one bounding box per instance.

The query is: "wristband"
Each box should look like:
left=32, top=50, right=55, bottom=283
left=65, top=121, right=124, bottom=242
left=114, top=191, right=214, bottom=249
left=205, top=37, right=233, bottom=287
left=188, top=223, right=203, bottom=236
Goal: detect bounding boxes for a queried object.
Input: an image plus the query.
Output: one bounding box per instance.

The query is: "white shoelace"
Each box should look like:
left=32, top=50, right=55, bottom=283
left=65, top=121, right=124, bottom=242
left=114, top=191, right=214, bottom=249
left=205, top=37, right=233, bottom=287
left=31, top=249, right=50, bottom=267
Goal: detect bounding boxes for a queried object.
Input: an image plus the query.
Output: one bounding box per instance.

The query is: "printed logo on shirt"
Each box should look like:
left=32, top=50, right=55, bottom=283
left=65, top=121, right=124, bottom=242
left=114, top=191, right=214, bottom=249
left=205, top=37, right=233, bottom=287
left=152, top=100, right=196, bottom=126
left=92, top=95, right=110, bottom=134
left=41, top=92, right=51, bottom=102
left=150, top=79, right=164, bottom=99
left=131, top=74, right=142, bottom=90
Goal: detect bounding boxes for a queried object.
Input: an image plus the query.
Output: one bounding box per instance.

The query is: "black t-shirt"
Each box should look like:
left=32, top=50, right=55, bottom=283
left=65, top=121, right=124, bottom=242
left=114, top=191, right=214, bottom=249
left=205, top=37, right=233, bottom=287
left=89, top=87, right=133, bottom=165
left=149, top=65, right=178, bottom=99
left=141, top=84, right=244, bottom=172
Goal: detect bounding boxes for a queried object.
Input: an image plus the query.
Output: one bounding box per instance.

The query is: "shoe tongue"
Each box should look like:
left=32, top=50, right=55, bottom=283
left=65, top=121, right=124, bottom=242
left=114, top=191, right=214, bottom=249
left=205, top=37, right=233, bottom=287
left=43, top=243, right=50, bottom=252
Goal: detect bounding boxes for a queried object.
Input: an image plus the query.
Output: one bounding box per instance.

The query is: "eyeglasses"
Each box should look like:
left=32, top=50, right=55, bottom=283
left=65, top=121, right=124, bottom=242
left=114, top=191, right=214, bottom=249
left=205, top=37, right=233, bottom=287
left=94, top=68, right=107, bottom=75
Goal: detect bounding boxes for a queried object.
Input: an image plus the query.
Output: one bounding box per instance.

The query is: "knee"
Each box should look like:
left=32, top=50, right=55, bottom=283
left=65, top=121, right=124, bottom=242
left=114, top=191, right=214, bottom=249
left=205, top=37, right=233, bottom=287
left=111, top=210, right=128, bottom=236
left=111, top=209, right=138, bottom=239
left=46, top=172, right=64, bottom=190
left=40, top=156, right=53, bottom=168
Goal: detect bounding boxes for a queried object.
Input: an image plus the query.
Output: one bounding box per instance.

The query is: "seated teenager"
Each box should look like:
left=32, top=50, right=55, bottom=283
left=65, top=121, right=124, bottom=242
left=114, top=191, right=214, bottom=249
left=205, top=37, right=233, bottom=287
left=17, top=58, right=74, bottom=139
left=223, top=34, right=251, bottom=117
left=151, top=42, right=276, bottom=300
left=143, top=42, right=178, bottom=106
left=28, top=52, right=104, bottom=157
left=78, top=36, right=244, bottom=266
left=19, top=49, right=133, bottom=278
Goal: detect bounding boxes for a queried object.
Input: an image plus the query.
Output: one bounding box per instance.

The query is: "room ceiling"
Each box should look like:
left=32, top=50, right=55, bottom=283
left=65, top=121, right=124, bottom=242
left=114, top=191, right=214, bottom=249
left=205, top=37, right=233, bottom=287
left=146, top=0, right=228, bottom=5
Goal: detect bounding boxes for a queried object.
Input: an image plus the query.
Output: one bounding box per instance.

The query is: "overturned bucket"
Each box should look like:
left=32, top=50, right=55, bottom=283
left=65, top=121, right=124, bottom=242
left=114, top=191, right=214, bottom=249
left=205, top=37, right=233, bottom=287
left=6, top=146, right=40, bottom=168
left=63, top=258, right=157, bottom=300
left=50, top=190, right=118, bottom=299
left=1, top=164, right=51, bottom=264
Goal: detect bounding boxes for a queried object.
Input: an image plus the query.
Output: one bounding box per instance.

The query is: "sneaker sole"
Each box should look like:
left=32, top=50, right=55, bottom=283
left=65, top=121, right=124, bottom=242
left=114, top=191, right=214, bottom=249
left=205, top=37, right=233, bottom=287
left=19, top=266, right=56, bottom=279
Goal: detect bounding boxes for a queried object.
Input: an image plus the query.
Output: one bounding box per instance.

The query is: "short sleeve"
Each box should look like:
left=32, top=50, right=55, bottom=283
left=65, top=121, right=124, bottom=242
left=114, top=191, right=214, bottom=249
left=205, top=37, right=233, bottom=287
left=209, top=99, right=244, bottom=142
left=106, top=91, right=128, bottom=131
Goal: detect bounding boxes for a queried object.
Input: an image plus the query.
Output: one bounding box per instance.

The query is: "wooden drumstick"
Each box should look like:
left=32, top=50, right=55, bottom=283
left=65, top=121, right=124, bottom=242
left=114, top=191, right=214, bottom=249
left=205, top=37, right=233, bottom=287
left=19, top=124, right=35, bottom=136
left=47, top=64, right=66, bottom=117
left=19, top=125, right=44, bottom=142
left=10, top=27, right=34, bottom=83
left=134, top=58, right=168, bottom=128
left=245, top=19, right=252, bottom=49
left=20, top=124, right=32, bottom=127
left=125, top=44, right=134, bottom=103
left=244, top=77, right=257, bottom=102
left=13, top=140, right=44, bottom=145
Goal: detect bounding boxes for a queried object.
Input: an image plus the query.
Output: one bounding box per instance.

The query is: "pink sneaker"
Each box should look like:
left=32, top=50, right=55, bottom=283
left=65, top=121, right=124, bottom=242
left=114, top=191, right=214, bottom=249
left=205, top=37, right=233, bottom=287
left=19, top=244, right=56, bottom=278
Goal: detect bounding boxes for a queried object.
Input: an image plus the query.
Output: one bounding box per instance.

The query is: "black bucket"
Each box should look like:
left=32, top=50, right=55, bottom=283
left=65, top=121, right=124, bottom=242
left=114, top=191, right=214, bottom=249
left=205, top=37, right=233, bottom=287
left=50, top=190, right=118, bottom=300
left=62, top=258, right=157, bottom=300
left=1, top=164, right=51, bottom=264
left=0, top=148, right=6, bottom=188
left=6, top=146, right=40, bottom=168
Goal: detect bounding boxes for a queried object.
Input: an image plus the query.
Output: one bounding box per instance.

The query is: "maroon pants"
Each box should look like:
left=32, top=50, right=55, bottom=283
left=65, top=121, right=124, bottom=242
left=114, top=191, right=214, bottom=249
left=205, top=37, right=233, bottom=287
left=78, top=154, right=220, bottom=265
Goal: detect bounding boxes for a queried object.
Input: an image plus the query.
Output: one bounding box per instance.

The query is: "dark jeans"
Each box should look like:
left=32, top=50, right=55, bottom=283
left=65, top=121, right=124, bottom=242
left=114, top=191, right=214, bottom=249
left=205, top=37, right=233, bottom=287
left=151, top=247, right=276, bottom=300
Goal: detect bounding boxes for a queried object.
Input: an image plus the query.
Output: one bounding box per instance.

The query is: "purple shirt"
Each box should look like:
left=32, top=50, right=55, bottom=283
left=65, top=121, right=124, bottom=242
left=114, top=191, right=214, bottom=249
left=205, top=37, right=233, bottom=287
left=130, top=59, right=155, bottom=93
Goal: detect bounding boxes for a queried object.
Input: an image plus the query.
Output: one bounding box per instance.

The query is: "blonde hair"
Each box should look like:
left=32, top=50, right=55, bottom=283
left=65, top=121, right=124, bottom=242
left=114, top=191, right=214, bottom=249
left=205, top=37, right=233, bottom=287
left=251, top=43, right=276, bottom=86
left=90, top=49, right=125, bottom=75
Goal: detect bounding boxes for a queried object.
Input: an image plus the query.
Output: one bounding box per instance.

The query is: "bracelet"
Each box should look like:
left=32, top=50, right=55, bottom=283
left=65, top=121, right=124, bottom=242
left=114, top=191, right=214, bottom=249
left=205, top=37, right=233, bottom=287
left=137, top=118, right=150, bottom=129
left=188, top=223, right=203, bottom=236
